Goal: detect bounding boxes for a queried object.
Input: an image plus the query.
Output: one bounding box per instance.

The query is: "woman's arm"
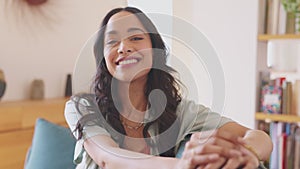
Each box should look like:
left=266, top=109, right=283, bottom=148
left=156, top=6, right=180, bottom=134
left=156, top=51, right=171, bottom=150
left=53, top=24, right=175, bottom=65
left=182, top=122, right=273, bottom=168
left=219, top=122, right=273, bottom=161
left=84, top=135, right=219, bottom=169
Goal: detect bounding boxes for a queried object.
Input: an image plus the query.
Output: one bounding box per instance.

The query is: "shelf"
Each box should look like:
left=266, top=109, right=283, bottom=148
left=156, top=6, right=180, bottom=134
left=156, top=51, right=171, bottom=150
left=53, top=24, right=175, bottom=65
left=255, top=112, right=300, bottom=123
left=0, top=97, right=69, bottom=169
left=258, top=34, right=300, bottom=41
left=0, top=97, right=69, bottom=132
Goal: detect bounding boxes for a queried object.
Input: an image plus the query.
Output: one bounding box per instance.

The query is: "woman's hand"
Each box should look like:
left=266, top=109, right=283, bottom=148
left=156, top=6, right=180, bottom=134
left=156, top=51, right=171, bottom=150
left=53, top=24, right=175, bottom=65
left=176, top=130, right=241, bottom=169
left=180, top=129, right=260, bottom=169
left=175, top=141, right=220, bottom=169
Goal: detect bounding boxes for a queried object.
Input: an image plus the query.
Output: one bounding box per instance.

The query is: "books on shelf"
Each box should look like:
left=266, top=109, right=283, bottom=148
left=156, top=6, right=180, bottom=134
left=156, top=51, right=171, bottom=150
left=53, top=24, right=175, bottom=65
left=259, top=73, right=300, bottom=116
left=258, top=121, right=300, bottom=169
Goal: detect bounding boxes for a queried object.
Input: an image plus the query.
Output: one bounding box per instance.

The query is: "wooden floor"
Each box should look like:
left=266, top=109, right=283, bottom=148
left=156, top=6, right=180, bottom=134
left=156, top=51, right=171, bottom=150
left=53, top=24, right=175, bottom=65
left=0, top=98, right=69, bottom=169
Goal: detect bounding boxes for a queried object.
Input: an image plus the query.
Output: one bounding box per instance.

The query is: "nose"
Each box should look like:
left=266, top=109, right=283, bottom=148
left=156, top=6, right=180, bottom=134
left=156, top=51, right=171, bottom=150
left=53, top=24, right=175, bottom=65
left=117, top=40, right=133, bottom=54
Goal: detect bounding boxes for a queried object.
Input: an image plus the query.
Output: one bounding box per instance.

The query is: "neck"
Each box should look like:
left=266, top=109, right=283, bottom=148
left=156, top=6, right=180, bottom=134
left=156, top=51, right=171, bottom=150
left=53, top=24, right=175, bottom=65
left=117, top=77, right=148, bottom=122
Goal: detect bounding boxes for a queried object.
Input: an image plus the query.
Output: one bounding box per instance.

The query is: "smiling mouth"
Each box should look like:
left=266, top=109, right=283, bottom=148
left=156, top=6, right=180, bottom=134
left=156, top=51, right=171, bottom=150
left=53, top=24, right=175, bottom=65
left=116, top=58, right=139, bottom=65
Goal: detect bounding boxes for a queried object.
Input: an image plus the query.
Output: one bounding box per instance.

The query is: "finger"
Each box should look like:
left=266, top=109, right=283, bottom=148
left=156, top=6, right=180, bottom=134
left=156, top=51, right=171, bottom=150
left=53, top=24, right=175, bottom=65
left=240, top=146, right=260, bottom=166
left=239, top=148, right=260, bottom=169
left=194, top=144, right=242, bottom=157
left=191, top=153, right=220, bottom=165
left=243, top=162, right=258, bottom=169
left=185, top=139, right=200, bottom=150
left=239, top=158, right=257, bottom=169
left=181, top=153, right=220, bottom=169
left=193, top=130, right=241, bottom=145
left=237, top=136, right=247, bottom=145
left=222, top=156, right=243, bottom=169
left=212, top=129, right=241, bottom=143
left=203, top=157, right=226, bottom=169
left=196, top=166, right=204, bottom=169
left=198, top=136, right=237, bottom=150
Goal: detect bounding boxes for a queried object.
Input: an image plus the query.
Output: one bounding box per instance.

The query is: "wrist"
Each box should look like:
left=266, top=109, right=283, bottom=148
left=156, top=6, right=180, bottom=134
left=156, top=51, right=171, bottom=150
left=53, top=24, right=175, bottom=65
left=243, top=144, right=261, bottom=161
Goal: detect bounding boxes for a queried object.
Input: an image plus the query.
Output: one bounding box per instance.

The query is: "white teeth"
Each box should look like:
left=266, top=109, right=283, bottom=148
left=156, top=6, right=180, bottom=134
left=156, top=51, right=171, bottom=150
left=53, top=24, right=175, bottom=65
left=118, top=59, right=138, bottom=65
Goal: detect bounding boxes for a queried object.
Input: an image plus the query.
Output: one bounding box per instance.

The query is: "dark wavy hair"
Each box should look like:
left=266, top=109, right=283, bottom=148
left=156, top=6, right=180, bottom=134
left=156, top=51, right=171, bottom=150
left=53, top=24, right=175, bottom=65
left=73, top=7, right=182, bottom=157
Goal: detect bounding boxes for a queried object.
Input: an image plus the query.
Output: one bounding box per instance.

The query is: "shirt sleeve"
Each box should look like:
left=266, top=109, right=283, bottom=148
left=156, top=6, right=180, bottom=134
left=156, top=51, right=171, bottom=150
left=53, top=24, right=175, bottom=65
left=64, top=99, right=110, bottom=166
left=176, top=99, right=233, bottom=142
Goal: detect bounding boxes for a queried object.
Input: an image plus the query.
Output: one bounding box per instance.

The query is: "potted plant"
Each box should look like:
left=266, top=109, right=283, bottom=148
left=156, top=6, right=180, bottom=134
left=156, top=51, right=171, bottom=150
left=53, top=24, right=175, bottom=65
left=282, top=0, right=300, bottom=33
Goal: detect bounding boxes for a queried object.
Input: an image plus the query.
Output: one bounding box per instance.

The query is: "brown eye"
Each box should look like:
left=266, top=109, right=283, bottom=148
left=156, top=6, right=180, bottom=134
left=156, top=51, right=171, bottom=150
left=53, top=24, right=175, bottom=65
left=106, top=40, right=118, bottom=45
left=130, top=36, right=144, bottom=41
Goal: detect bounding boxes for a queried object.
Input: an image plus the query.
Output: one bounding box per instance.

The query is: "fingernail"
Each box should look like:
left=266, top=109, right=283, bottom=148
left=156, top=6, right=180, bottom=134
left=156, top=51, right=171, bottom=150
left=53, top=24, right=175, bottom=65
left=209, top=154, right=219, bottom=160
left=229, top=149, right=242, bottom=156
left=237, top=137, right=245, bottom=143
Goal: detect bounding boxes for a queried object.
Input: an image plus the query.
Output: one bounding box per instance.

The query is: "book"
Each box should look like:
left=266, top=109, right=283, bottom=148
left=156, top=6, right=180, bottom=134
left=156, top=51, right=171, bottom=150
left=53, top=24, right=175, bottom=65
left=294, top=127, right=300, bottom=169
left=270, top=122, right=279, bottom=168
left=278, top=2, right=287, bottom=34
left=279, top=133, right=287, bottom=169
left=282, top=81, right=293, bottom=115
left=260, top=84, right=283, bottom=114
left=258, top=0, right=268, bottom=34
left=292, top=80, right=300, bottom=116
left=267, top=0, right=280, bottom=34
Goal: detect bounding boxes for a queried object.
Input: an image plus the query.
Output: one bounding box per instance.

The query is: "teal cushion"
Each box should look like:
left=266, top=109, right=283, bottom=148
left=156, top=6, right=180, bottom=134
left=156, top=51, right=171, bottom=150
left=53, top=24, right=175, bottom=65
left=25, top=118, right=76, bottom=169
left=176, top=134, right=191, bottom=158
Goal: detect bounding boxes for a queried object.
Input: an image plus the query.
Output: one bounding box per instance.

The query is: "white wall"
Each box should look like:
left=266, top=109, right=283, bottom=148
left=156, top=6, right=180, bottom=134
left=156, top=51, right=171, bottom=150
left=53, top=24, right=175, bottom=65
left=0, top=0, right=259, bottom=127
left=128, top=0, right=258, bottom=127
left=174, top=0, right=258, bottom=127
left=0, top=0, right=126, bottom=101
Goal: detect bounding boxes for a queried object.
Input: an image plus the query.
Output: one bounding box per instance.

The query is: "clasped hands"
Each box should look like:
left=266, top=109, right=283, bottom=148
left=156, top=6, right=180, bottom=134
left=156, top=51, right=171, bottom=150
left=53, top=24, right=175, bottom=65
left=177, top=130, right=260, bottom=169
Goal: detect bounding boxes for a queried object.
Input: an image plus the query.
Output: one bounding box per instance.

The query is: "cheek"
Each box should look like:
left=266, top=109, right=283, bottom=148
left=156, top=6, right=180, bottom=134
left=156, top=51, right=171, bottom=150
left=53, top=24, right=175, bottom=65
left=143, top=49, right=153, bottom=67
left=103, top=47, right=117, bottom=66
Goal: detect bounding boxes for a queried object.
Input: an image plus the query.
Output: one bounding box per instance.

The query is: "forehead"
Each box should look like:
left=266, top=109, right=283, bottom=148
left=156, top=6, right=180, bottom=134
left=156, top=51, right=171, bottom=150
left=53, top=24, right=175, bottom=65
left=105, top=11, right=148, bottom=34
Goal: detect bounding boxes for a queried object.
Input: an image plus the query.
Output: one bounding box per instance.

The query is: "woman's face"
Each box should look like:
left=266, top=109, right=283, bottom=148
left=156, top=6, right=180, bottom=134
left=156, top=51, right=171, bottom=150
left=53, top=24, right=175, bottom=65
left=103, top=11, right=153, bottom=83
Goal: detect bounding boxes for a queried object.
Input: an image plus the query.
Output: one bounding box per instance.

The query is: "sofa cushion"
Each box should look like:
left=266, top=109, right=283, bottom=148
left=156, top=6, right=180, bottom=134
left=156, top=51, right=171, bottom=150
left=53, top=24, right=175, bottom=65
left=25, top=118, right=76, bottom=169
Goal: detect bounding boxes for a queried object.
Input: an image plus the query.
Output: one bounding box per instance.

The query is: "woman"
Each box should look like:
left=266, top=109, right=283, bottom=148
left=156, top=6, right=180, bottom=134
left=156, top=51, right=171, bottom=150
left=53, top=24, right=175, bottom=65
left=65, top=7, right=272, bottom=169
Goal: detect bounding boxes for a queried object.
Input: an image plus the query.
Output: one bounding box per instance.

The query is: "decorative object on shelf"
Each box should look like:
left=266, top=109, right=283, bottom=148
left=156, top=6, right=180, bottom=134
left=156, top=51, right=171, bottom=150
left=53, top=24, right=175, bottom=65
left=64, top=74, right=72, bottom=97
left=30, top=79, right=45, bottom=100
left=24, top=0, right=47, bottom=6
left=286, top=12, right=296, bottom=33
left=267, top=39, right=299, bottom=72
left=282, top=0, right=300, bottom=33
left=0, top=69, right=6, bottom=101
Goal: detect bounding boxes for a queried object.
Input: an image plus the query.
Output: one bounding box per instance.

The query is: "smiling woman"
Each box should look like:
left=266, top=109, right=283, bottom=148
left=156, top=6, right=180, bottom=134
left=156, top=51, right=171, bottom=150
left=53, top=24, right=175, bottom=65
left=64, top=6, right=272, bottom=169
left=103, top=11, right=153, bottom=83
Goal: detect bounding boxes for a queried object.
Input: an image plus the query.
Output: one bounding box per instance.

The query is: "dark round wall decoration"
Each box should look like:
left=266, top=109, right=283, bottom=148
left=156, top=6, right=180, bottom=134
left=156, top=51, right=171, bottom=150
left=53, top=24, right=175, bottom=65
left=24, top=0, right=48, bottom=6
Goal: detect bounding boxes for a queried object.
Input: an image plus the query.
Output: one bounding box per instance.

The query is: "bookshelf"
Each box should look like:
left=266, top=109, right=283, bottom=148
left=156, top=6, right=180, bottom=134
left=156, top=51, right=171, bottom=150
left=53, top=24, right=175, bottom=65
left=255, top=112, right=300, bottom=123
left=258, top=34, right=300, bottom=41
left=256, top=1, right=300, bottom=168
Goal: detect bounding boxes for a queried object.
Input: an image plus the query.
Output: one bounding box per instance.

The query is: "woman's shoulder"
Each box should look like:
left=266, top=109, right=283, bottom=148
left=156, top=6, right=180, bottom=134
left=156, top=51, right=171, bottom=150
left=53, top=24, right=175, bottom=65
left=176, top=99, right=210, bottom=115
left=64, top=96, right=94, bottom=129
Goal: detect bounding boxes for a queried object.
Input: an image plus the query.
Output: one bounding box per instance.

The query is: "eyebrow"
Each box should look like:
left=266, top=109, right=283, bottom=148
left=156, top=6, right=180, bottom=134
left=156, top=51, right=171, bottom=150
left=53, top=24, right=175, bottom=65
left=106, top=30, right=118, bottom=35
left=127, top=27, right=146, bottom=34
left=105, top=27, right=146, bottom=35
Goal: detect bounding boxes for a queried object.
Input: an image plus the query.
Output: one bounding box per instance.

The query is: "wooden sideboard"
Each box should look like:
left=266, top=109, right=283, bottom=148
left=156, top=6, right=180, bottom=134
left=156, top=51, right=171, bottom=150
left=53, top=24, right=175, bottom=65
left=0, top=98, right=69, bottom=169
